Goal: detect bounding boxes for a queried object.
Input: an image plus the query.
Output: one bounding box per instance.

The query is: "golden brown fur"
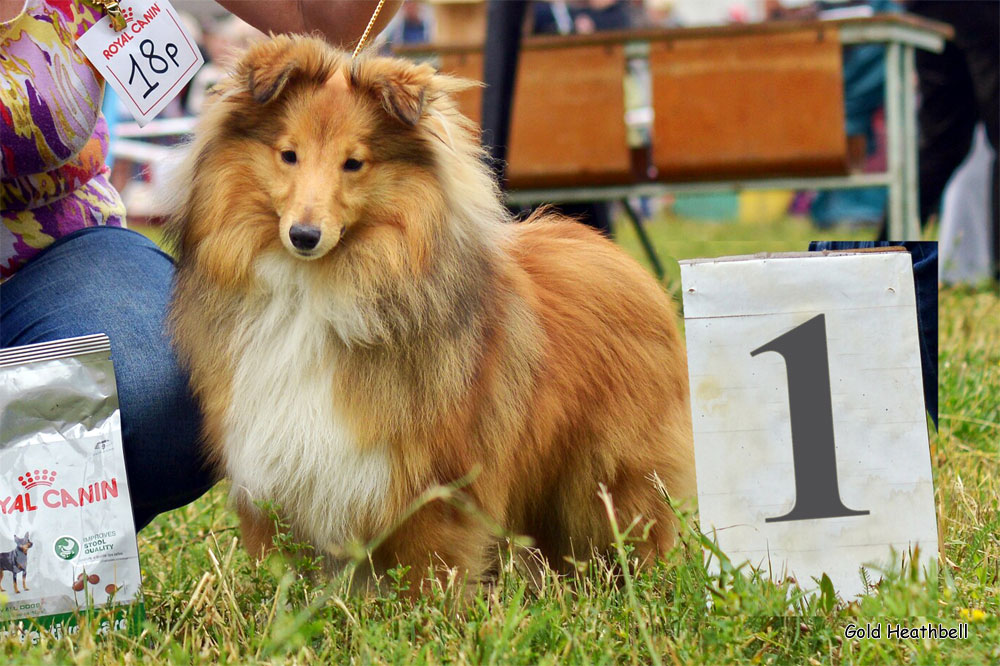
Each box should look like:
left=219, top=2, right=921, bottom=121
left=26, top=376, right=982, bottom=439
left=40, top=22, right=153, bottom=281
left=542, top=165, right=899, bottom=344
left=168, top=35, right=695, bottom=595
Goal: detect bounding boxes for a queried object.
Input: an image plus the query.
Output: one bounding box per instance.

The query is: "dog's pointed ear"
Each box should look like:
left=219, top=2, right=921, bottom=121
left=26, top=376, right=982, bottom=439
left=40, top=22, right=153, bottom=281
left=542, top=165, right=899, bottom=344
left=238, top=35, right=298, bottom=104
left=351, top=60, right=438, bottom=127
left=237, top=35, right=338, bottom=104
left=249, top=62, right=296, bottom=104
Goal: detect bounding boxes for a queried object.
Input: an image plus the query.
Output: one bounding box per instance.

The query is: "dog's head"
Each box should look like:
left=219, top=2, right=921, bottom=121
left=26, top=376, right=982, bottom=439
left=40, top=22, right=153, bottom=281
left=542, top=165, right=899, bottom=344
left=171, top=35, right=498, bottom=289
left=15, top=533, right=31, bottom=553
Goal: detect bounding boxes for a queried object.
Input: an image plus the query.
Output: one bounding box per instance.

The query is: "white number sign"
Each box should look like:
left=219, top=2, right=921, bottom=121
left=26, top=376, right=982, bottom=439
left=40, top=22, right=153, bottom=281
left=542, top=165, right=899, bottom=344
left=680, top=250, right=938, bottom=599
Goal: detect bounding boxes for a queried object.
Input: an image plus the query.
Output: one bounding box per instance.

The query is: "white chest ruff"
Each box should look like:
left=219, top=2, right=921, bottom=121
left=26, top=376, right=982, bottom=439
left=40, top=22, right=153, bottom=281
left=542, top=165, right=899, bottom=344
left=222, top=256, right=392, bottom=548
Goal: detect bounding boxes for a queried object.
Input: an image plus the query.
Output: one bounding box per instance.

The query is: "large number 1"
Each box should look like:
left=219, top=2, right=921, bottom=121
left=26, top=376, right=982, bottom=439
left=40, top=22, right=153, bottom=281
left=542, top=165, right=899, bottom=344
left=751, top=314, right=869, bottom=523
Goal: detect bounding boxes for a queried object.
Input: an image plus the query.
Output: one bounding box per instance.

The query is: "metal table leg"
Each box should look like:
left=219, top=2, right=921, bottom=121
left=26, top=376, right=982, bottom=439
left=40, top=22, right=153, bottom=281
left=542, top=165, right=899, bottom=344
left=621, top=199, right=665, bottom=281
left=901, top=44, right=920, bottom=239
left=884, top=41, right=905, bottom=240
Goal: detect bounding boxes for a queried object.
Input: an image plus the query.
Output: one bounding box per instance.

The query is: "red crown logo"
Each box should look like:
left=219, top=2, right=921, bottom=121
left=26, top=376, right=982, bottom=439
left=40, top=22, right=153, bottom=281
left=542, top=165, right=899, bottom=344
left=19, top=469, right=56, bottom=490
left=122, top=6, right=135, bottom=22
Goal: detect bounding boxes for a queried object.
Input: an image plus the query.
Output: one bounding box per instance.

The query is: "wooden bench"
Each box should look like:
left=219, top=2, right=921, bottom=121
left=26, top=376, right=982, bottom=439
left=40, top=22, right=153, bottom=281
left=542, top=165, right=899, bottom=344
left=648, top=26, right=847, bottom=181
left=395, top=14, right=953, bottom=265
left=437, top=41, right=633, bottom=189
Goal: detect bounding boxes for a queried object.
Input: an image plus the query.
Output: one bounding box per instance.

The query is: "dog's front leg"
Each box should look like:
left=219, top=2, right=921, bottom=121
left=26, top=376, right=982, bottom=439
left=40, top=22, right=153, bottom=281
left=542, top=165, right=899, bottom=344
left=12, top=573, right=18, bottom=594
left=372, top=502, right=492, bottom=603
left=0, top=571, right=5, bottom=592
left=237, top=501, right=278, bottom=561
left=20, top=571, right=28, bottom=591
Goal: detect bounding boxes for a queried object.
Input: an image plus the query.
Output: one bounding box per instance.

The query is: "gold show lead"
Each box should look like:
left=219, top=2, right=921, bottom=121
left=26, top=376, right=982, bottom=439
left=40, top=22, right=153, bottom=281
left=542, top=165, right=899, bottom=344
left=352, top=0, right=386, bottom=59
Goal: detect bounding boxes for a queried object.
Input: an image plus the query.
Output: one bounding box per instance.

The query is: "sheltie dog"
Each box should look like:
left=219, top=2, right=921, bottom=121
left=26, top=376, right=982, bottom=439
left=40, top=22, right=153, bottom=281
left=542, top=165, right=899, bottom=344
left=168, top=35, right=695, bottom=594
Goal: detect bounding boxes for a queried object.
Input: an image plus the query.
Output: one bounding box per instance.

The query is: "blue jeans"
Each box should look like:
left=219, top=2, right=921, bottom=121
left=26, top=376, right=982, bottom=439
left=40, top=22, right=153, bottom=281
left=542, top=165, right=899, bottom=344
left=1, top=226, right=215, bottom=530
left=809, top=241, right=938, bottom=427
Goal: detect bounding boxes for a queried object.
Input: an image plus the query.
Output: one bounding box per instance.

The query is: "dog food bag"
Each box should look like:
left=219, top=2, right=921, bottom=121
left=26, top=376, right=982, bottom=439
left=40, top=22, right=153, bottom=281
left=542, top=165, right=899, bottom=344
left=0, top=334, right=143, bottom=641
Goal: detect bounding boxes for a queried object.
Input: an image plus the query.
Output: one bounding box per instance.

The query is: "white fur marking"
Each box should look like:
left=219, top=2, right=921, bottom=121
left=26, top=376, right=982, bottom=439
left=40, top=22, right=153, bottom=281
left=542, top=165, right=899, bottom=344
left=224, top=253, right=391, bottom=548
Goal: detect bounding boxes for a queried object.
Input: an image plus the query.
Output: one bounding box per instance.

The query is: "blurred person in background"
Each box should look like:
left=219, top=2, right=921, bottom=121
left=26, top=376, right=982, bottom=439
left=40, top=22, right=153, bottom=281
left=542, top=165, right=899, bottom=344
left=906, top=0, right=998, bottom=280
left=391, top=0, right=432, bottom=45
left=533, top=0, right=635, bottom=35
left=768, top=0, right=898, bottom=229
left=772, top=0, right=998, bottom=280
left=938, top=125, right=994, bottom=285
left=643, top=0, right=680, bottom=28
left=187, top=15, right=264, bottom=115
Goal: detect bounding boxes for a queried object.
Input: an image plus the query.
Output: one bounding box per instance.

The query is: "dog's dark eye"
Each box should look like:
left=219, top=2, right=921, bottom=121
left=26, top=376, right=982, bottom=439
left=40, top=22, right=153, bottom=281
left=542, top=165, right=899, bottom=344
left=280, top=150, right=297, bottom=165
left=343, top=158, right=363, bottom=172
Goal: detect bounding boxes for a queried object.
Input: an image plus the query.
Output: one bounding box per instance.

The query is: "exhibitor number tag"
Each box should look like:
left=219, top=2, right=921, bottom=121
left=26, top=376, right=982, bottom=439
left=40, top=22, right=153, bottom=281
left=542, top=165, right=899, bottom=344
left=76, top=0, right=203, bottom=126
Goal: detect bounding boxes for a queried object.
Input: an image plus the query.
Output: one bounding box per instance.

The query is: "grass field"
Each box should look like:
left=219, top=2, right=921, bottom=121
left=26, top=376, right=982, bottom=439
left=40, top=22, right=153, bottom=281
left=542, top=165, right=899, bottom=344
left=3, top=212, right=997, bottom=665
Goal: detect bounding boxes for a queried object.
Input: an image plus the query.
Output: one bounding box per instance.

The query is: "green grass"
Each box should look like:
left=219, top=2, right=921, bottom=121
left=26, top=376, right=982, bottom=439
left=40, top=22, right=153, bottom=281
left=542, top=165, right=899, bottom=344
left=613, top=205, right=876, bottom=306
left=3, top=214, right=997, bottom=665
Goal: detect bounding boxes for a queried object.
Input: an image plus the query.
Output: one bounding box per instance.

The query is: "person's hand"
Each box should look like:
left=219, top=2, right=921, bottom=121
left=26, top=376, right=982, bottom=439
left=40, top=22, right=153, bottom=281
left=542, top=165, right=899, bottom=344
left=218, top=1, right=401, bottom=49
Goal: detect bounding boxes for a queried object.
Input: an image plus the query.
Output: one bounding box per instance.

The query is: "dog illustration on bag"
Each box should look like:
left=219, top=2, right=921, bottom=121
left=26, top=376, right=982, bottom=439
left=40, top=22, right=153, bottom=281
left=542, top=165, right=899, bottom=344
left=0, top=533, right=33, bottom=594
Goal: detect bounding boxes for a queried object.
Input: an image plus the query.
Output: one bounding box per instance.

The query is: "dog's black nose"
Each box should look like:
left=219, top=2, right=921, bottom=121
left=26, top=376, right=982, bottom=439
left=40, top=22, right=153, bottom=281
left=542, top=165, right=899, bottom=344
left=289, top=224, right=322, bottom=251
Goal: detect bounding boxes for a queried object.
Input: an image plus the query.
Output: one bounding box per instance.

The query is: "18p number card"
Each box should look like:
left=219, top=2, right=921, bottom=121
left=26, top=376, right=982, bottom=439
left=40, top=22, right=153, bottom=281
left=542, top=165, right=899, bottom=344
left=77, top=0, right=203, bottom=126
left=680, top=249, right=938, bottom=600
